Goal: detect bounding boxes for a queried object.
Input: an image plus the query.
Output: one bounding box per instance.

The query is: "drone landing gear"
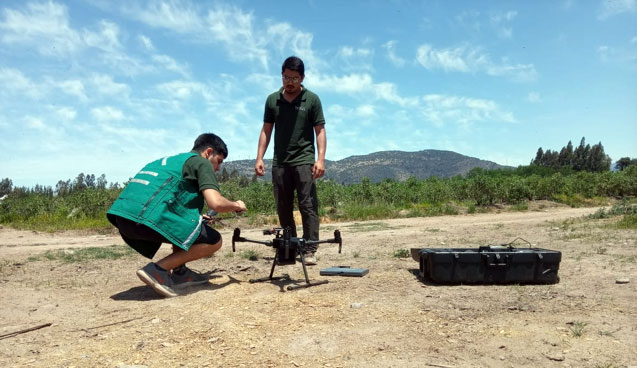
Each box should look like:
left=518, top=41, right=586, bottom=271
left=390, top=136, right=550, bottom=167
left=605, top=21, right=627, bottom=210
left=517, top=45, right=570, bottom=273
left=249, top=251, right=328, bottom=291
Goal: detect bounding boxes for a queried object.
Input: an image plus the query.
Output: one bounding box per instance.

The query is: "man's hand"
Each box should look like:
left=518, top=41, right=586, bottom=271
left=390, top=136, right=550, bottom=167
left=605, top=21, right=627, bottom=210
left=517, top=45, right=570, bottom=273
left=312, top=159, right=325, bottom=179
left=254, top=159, right=265, bottom=176
left=235, top=200, right=247, bottom=213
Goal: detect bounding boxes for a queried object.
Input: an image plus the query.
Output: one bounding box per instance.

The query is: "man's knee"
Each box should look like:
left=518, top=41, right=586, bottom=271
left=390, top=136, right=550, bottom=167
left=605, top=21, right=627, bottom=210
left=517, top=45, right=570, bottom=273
left=201, top=238, right=222, bottom=256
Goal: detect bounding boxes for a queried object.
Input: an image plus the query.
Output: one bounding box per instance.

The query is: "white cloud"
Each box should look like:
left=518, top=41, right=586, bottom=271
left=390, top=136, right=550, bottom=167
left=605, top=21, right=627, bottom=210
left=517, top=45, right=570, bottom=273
left=382, top=40, right=406, bottom=67
left=91, top=74, right=130, bottom=96
left=311, top=72, right=419, bottom=107
left=596, top=44, right=637, bottom=65
left=526, top=92, right=541, bottom=103
left=54, top=107, right=77, bottom=121
left=0, top=68, right=43, bottom=99
left=139, top=34, right=154, bottom=51
left=421, top=94, right=515, bottom=126
left=355, top=105, right=376, bottom=117
left=83, top=20, right=123, bottom=53
left=490, top=10, right=517, bottom=39
left=25, top=116, right=46, bottom=130
left=416, top=44, right=475, bottom=72
left=131, top=0, right=204, bottom=33
left=416, top=44, right=537, bottom=82
left=455, top=10, right=482, bottom=33
left=598, top=0, right=636, bottom=19
left=339, top=46, right=372, bottom=58
left=156, top=80, right=216, bottom=101
left=487, top=60, right=538, bottom=82
left=91, top=106, right=124, bottom=122
left=336, top=46, right=373, bottom=72
left=0, top=1, right=82, bottom=56
left=152, top=54, right=190, bottom=77
left=127, top=2, right=325, bottom=73
left=59, top=80, right=88, bottom=101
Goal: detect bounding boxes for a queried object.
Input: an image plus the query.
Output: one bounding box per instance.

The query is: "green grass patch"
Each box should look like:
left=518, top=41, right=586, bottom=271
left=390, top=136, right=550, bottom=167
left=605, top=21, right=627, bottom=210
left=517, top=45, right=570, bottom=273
left=408, top=202, right=459, bottom=217
left=27, top=245, right=136, bottom=263
left=339, top=204, right=398, bottom=221
left=613, top=215, right=637, bottom=229
left=511, top=202, right=529, bottom=211
left=346, top=222, right=396, bottom=232
left=570, top=321, right=587, bottom=337
left=589, top=200, right=637, bottom=219
left=618, top=255, right=637, bottom=263
left=9, top=215, right=112, bottom=232
left=392, top=249, right=410, bottom=258
left=241, top=249, right=260, bottom=261
left=554, top=194, right=593, bottom=208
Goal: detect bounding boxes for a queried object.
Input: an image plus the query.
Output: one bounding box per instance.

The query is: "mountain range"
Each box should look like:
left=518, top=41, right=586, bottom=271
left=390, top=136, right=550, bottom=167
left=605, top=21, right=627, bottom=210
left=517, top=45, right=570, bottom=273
left=222, top=150, right=512, bottom=184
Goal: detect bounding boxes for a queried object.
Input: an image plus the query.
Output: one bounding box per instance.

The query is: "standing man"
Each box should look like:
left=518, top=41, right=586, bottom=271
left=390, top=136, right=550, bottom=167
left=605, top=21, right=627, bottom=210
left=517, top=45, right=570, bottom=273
left=255, top=56, right=326, bottom=265
left=107, top=133, right=247, bottom=297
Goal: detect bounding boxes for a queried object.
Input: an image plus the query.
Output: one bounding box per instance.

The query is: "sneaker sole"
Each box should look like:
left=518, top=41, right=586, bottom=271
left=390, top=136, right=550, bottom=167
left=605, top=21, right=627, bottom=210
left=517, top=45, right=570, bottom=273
left=136, top=269, right=178, bottom=298
left=173, top=279, right=210, bottom=288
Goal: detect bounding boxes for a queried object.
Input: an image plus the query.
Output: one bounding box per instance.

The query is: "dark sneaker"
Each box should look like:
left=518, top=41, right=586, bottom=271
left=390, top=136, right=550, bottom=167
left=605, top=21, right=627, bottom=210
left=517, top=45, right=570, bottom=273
left=304, top=253, right=317, bottom=266
left=136, top=262, right=178, bottom=298
left=171, top=266, right=210, bottom=288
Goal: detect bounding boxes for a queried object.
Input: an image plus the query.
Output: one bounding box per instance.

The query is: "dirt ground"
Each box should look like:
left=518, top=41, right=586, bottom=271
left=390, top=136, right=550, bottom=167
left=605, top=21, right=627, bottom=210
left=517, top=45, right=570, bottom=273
left=0, top=202, right=635, bottom=368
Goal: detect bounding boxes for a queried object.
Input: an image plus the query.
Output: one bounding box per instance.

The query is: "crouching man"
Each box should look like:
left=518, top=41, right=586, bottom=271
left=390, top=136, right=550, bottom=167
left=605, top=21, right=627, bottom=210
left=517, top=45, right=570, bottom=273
left=107, top=133, right=247, bottom=297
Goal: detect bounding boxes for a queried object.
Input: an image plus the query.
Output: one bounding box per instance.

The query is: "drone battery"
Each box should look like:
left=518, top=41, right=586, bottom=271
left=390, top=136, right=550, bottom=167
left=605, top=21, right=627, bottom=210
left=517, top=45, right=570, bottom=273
left=320, top=267, right=369, bottom=277
left=411, top=246, right=561, bottom=284
left=276, top=247, right=297, bottom=265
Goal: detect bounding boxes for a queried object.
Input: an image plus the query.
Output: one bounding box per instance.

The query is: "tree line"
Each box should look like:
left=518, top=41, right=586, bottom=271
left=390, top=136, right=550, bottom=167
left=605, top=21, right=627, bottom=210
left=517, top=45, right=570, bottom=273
left=1, top=138, right=635, bottom=230
left=532, top=137, right=635, bottom=172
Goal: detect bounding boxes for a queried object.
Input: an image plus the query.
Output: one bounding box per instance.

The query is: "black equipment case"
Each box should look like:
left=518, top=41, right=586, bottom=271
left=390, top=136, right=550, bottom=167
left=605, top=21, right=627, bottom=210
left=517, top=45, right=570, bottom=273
left=411, top=245, right=561, bottom=284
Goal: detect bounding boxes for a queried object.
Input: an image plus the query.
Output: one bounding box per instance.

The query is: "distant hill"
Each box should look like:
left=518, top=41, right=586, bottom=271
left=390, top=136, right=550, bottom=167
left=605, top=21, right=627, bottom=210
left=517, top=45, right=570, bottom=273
left=221, top=150, right=512, bottom=184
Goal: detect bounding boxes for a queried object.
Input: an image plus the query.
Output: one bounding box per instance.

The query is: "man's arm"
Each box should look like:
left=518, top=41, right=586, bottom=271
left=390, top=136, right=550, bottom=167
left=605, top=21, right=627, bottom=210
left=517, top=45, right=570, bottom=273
left=255, top=122, right=274, bottom=176
left=312, top=124, right=326, bottom=179
left=202, top=188, right=246, bottom=213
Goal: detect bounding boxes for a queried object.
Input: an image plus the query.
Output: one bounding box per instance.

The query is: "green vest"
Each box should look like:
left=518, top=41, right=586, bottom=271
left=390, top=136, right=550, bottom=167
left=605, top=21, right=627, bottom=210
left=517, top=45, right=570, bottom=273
left=107, top=152, right=204, bottom=251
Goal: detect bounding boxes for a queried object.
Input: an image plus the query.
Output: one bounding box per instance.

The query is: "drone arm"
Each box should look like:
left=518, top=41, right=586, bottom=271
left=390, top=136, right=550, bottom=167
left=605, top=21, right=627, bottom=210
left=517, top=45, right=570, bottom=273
left=304, top=230, right=343, bottom=254
left=232, top=228, right=273, bottom=252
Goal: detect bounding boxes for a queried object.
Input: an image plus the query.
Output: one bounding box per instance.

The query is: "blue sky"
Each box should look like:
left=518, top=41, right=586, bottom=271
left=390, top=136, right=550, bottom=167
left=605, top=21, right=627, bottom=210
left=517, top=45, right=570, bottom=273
left=1, top=0, right=635, bottom=187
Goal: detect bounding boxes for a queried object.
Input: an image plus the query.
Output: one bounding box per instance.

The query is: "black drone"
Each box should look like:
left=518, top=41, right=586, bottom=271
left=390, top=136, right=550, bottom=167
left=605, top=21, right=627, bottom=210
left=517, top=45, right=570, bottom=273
left=232, top=227, right=342, bottom=290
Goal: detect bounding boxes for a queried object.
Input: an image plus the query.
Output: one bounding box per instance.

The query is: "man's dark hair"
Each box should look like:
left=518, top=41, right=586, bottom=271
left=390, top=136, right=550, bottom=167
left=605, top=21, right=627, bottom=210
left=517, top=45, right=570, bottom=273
left=282, top=56, right=304, bottom=76
left=192, top=133, right=228, bottom=158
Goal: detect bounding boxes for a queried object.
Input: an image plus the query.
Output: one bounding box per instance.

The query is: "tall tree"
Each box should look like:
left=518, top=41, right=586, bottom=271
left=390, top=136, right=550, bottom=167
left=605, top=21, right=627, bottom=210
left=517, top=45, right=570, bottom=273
left=558, top=140, right=574, bottom=167
left=586, top=142, right=611, bottom=172
left=96, top=174, right=107, bottom=189
left=533, top=147, right=544, bottom=165
left=0, top=178, right=12, bottom=197
left=615, top=157, right=637, bottom=171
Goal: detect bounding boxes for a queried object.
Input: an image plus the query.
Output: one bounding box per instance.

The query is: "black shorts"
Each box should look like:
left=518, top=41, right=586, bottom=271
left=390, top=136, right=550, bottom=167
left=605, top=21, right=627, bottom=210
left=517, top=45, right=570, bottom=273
left=112, top=215, right=221, bottom=259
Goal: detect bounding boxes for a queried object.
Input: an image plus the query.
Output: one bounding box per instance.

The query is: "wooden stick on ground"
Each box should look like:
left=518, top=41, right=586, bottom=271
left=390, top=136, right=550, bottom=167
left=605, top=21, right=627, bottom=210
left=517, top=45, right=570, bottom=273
left=72, top=317, right=142, bottom=332
left=0, top=323, right=52, bottom=340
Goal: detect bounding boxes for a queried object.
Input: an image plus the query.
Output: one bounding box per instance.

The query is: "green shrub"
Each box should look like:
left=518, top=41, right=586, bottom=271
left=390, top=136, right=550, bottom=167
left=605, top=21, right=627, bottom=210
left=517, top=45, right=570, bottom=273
left=393, top=249, right=410, bottom=258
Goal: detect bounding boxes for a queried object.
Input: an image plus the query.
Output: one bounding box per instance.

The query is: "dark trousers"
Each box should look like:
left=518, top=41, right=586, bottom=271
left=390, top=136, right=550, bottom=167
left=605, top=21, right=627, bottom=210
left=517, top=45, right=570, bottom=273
left=272, top=164, right=319, bottom=252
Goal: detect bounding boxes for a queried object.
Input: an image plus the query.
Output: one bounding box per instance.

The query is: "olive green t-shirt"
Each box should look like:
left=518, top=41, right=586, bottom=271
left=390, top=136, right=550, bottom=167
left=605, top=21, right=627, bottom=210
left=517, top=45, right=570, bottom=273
left=182, top=151, right=220, bottom=192
left=263, top=87, right=325, bottom=167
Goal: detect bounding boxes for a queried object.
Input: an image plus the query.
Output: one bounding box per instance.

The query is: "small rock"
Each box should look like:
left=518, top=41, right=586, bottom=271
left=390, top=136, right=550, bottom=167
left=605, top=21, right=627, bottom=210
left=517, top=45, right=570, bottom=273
left=350, top=302, right=364, bottom=309
left=616, top=278, right=630, bottom=284
left=151, top=318, right=160, bottom=324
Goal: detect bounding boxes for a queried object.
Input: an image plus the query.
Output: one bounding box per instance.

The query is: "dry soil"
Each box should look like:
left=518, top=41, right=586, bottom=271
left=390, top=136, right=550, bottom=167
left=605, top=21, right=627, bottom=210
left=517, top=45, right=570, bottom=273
left=0, top=203, right=635, bottom=367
